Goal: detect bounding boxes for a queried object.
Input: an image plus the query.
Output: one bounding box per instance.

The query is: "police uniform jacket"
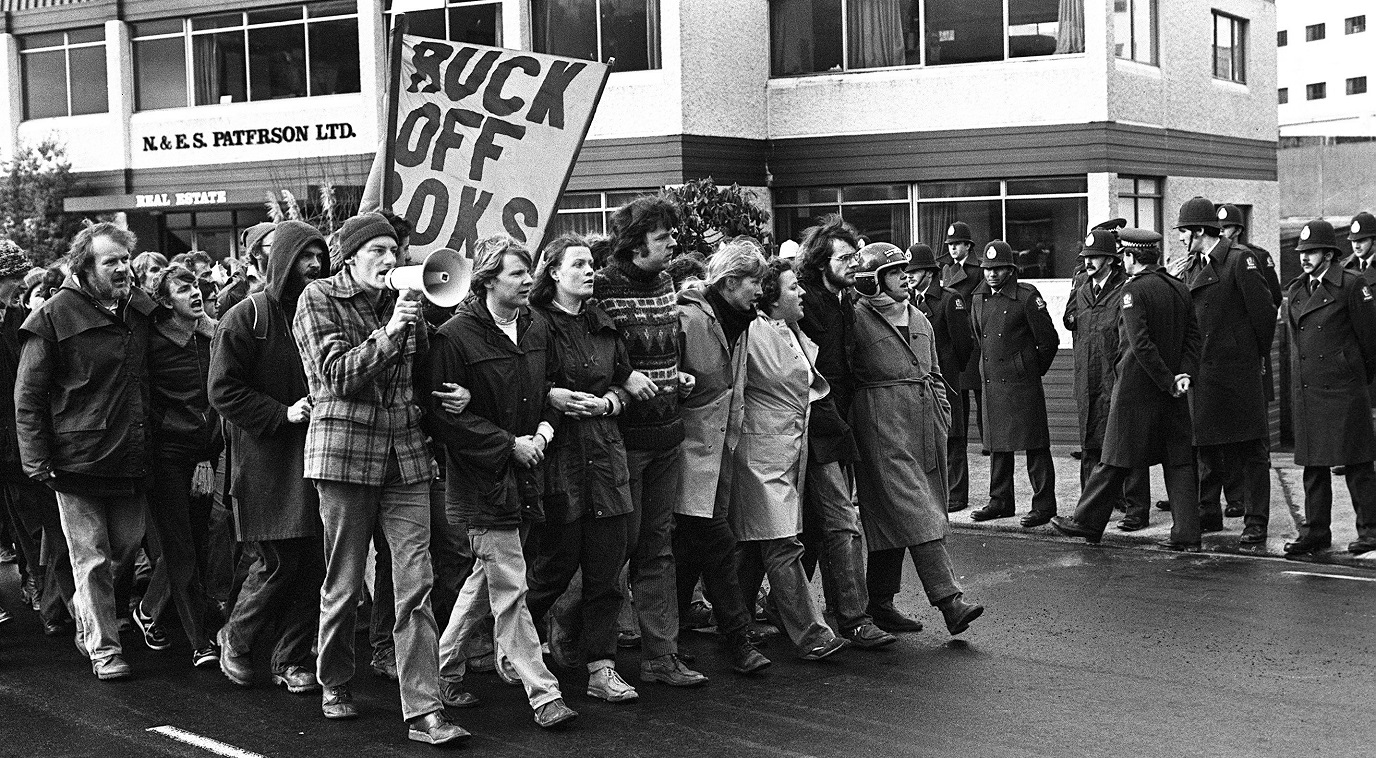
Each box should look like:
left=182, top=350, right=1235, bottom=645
left=913, top=280, right=973, bottom=432
left=1102, top=266, right=1200, bottom=468
left=1183, top=238, right=1278, bottom=446
left=1284, top=264, right=1376, bottom=466
left=942, top=259, right=984, bottom=389
left=971, top=278, right=1059, bottom=452
left=1063, top=267, right=1128, bottom=449
left=1343, top=254, right=1376, bottom=287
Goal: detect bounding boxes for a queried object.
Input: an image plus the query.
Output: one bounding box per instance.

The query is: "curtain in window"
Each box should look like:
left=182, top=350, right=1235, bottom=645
left=192, top=36, right=220, bottom=105
left=918, top=203, right=958, bottom=251
left=1055, top=0, right=1085, bottom=54
left=848, top=0, right=904, bottom=69
left=771, top=0, right=814, bottom=75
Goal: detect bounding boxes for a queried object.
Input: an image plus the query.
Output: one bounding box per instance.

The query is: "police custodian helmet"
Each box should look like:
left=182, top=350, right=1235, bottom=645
left=1175, top=196, right=1222, bottom=231
left=1079, top=229, right=1121, bottom=258
left=980, top=240, right=1017, bottom=268
left=1350, top=212, right=1376, bottom=242
left=1296, top=219, right=1341, bottom=253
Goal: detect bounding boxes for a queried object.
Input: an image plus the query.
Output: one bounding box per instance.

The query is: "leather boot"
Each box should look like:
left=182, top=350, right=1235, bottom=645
left=938, top=593, right=984, bottom=635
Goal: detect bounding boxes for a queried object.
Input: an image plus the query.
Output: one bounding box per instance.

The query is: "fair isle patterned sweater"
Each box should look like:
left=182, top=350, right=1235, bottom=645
left=591, top=259, right=685, bottom=451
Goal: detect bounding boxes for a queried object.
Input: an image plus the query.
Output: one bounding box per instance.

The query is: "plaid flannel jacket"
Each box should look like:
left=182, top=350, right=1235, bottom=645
left=291, top=268, right=434, bottom=486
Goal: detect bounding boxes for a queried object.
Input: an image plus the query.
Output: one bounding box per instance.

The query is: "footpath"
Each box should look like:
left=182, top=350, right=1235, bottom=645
left=951, top=444, right=1376, bottom=570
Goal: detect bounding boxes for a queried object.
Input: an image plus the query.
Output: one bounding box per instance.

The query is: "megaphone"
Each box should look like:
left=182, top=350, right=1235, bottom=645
left=384, top=248, right=471, bottom=308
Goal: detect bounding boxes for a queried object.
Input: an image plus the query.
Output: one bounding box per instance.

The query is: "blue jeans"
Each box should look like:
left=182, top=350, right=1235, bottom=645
left=801, top=460, right=871, bottom=632
left=55, top=490, right=146, bottom=663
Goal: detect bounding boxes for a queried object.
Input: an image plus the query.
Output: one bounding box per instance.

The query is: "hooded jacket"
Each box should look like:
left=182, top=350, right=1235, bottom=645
left=209, top=220, right=326, bottom=541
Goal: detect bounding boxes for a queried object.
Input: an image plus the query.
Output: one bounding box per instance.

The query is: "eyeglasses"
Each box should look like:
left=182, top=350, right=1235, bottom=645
left=830, top=252, right=859, bottom=264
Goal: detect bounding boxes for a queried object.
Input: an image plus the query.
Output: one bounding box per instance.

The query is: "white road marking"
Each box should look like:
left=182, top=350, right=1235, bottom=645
left=147, top=726, right=267, bottom=758
left=1281, top=570, right=1376, bottom=583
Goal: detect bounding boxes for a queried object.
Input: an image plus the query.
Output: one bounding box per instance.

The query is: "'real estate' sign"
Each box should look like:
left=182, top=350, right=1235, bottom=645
left=134, top=190, right=228, bottom=208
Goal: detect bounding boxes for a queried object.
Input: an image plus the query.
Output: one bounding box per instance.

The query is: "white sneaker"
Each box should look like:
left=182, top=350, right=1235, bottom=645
left=586, top=664, right=639, bottom=702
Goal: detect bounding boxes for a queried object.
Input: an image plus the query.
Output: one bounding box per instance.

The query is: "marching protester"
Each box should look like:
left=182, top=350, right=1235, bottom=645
left=588, top=195, right=707, bottom=687
left=793, top=217, right=892, bottom=647
left=968, top=240, right=1060, bottom=528
left=1174, top=197, right=1278, bottom=544
left=134, top=264, right=220, bottom=668
left=675, top=240, right=772, bottom=675
left=850, top=243, right=984, bottom=636
left=905, top=244, right=974, bottom=517
left=523, top=235, right=650, bottom=702
left=216, top=222, right=274, bottom=315
left=132, top=252, right=167, bottom=296
left=941, top=221, right=986, bottom=511
left=731, top=259, right=848, bottom=661
left=1052, top=229, right=1203, bottom=549
left=1062, top=230, right=1151, bottom=531
left=208, top=220, right=328, bottom=694
left=428, top=234, right=578, bottom=729
left=292, top=213, right=465, bottom=745
left=16, top=222, right=156, bottom=681
left=1282, top=220, right=1376, bottom=556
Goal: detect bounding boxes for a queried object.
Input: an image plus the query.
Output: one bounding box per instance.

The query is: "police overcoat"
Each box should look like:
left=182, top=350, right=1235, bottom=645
left=1102, top=266, right=1200, bottom=468
left=971, top=279, right=1059, bottom=452
left=1063, top=267, right=1128, bottom=449
left=849, top=295, right=951, bottom=550
left=1183, top=238, right=1278, bottom=446
left=942, top=260, right=984, bottom=390
left=1284, top=264, right=1376, bottom=466
left=913, top=281, right=973, bottom=435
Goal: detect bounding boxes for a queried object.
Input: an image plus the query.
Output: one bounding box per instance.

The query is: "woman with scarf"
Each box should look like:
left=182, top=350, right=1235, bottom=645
left=849, top=243, right=985, bottom=637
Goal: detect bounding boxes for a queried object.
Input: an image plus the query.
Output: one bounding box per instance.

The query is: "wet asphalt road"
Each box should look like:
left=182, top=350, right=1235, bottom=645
left=1, top=531, right=1373, bottom=758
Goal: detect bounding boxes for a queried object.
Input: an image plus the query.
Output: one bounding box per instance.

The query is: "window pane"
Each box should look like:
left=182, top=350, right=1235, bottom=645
left=532, top=0, right=598, bottom=62
left=771, top=0, right=842, bottom=75
left=193, top=13, right=243, bottom=31
left=249, top=7, right=305, bottom=24
left=917, top=180, right=1000, bottom=199
left=133, top=19, right=184, bottom=37
left=309, top=1, right=356, bottom=18
left=842, top=202, right=910, bottom=247
left=775, top=205, right=841, bottom=243
left=1005, top=196, right=1087, bottom=278
left=602, top=0, right=654, bottom=71
left=842, top=184, right=908, bottom=202
left=848, top=0, right=920, bottom=70
left=67, top=27, right=105, bottom=44
left=925, top=0, right=1004, bottom=65
left=1350, top=77, right=1369, bottom=95
left=1007, top=176, right=1087, bottom=195
left=193, top=31, right=248, bottom=104
left=917, top=199, right=1002, bottom=249
left=448, top=4, right=501, bottom=46
left=69, top=46, right=109, bottom=115
left=605, top=190, right=648, bottom=208
left=135, top=37, right=188, bottom=110
left=22, top=50, right=67, bottom=118
left=20, top=32, right=64, bottom=50
left=1134, top=0, right=1157, bottom=62
left=550, top=211, right=605, bottom=238
left=780, top=187, right=841, bottom=205
left=405, top=9, right=448, bottom=40
left=309, top=19, right=361, bottom=94
left=248, top=24, right=307, bottom=100
left=1009, top=0, right=1083, bottom=57
left=558, top=192, right=602, bottom=210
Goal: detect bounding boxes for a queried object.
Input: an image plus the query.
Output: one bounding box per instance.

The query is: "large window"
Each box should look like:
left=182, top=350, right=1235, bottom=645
left=1305, top=23, right=1325, bottom=42
left=769, top=0, right=1084, bottom=76
left=1114, top=0, right=1157, bottom=64
left=132, top=2, right=360, bottom=111
left=162, top=208, right=272, bottom=260
left=384, top=0, right=501, bottom=46
left=775, top=185, right=911, bottom=247
left=20, top=28, right=108, bottom=119
left=531, top=0, right=661, bottom=72
left=548, top=190, right=653, bottom=238
left=1307, top=82, right=1326, bottom=100
left=1212, top=11, right=1247, bottom=84
left=1116, top=176, right=1162, bottom=233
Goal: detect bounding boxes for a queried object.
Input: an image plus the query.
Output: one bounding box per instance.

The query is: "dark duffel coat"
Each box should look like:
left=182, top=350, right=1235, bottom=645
left=942, top=259, right=984, bottom=390
left=971, top=278, right=1059, bottom=452
left=1062, top=267, right=1128, bottom=449
left=1343, top=254, right=1376, bottom=408
left=1183, top=238, right=1278, bottom=446
left=913, top=280, right=973, bottom=433
left=1284, top=264, right=1376, bottom=466
left=1102, top=266, right=1200, bottom=468
left=796, top=271, right=856, bottom=465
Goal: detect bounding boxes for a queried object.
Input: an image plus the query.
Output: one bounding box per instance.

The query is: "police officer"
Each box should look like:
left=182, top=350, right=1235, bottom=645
left=905, top=244, right=974, bottom=513
left=1063, top=229, right=1152, bottom=530
left=1052, top=229, right=1203, bottom=550
left=1067, top=218, right=1126, bottom=295
left=968, top=240, right=1060, bottom=527
left=942, top=222, right=985, bottom=446
left=1175, top=196, right=1278, bottom=545
left=1218, top=204, right=1283, bottom=307
left=1282, top=220, right=1376, bottom=556
left=1344, top=211, right=1376, bottom=282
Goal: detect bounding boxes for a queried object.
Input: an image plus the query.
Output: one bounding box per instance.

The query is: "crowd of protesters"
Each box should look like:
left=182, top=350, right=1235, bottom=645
left=5, top=189, right=1369, bottom=746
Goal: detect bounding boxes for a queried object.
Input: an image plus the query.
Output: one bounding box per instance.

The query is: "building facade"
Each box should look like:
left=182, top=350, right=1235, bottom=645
left=2, top=0, right=1279, bottom=443
left=1277, top=0, right=1372, bottom=137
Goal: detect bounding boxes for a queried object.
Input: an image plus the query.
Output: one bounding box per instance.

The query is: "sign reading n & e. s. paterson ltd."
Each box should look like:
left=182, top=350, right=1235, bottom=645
left=140, top=122, right=356, bottom=151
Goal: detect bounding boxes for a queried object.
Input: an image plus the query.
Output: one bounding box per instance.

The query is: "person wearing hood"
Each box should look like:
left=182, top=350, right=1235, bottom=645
left=849, top=242, right=984, bottom=638
left=16, top=222, right=158, bottom=681
left=675, top=240, right=772, bottom=676
left=132, top=264, right=222, bottom=668
left=208, top=220, right=327, bottom=694
left=217, top=222, right=275, bottom=316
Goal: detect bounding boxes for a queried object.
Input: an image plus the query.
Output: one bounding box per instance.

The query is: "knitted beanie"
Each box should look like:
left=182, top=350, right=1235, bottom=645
left=0, top=240, right=33, bottom=279
left=337, top=213, right=397, bottom=265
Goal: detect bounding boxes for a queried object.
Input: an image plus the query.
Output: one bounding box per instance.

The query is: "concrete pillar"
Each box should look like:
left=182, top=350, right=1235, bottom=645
left=358, top=0, right=386, bottom=146
left=502, top=0, right=526, bottom=50
left=105, top=20, right=133, bottom=182
left=0, top=34, right=21, bottom=164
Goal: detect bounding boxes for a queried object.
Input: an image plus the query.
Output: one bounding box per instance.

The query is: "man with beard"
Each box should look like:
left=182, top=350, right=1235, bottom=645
left=209, top=220, right=328, bottom=694
left=16, top=223, right=157, bottom=680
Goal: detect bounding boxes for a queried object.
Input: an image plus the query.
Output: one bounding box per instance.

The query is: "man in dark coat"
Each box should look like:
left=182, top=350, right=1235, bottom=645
left=16, top=222, right=157, bottom=681
left=208, top=219, right=327, bottom=693
left=1175, top=196, right=1278, bottom=545
left=968, top=240, right=1060, bottom=527
left=1062, top=230, right=1151, bottom=530
left=941, top=221, right=985, bottom=446
left=793, top=217, right=895, bottom=644
left=1282, top=220, right=1376, bottom=556
left=906, top=244, right=974, bottom=514
left=1053, top=229, right=1202, bottom=549
left=1343, top=211, right=1376, bottom=283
